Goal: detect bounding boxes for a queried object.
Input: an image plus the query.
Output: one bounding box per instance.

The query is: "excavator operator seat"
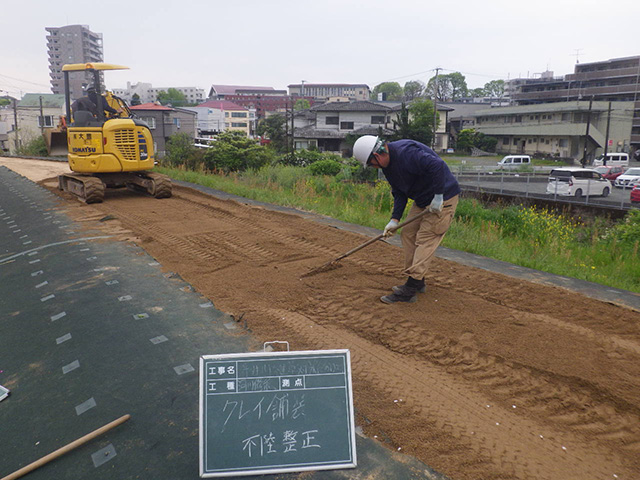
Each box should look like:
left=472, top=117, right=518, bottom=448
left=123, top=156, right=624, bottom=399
left=72, top=111, right=102, bottom=128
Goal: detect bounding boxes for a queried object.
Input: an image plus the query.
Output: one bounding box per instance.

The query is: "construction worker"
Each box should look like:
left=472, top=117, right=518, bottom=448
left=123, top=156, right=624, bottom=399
left=86, top=86, right=122, bottom=117
left=353, top=135, right=460, bottom=304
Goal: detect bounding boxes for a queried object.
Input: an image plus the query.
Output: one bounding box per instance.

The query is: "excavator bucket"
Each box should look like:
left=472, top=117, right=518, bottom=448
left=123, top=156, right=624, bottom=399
left=45, top=128, right=68, bottom=157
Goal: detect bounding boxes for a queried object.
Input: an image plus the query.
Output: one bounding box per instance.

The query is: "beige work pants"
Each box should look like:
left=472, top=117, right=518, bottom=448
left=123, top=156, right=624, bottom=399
left=401, top=195, right=459, bottom=280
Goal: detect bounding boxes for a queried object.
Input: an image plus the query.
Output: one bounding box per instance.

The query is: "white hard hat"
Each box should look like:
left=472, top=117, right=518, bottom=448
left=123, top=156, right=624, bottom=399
left=353, top=135, right=383, bottom=167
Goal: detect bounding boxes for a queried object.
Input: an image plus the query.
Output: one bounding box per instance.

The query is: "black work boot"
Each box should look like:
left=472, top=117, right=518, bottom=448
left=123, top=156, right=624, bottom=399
left=392, top=277, right=426, bottom=295
left=380, top=287, right=418, bottom=304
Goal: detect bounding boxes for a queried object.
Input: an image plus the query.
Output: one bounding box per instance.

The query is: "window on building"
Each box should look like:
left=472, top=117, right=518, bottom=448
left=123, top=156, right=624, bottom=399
left=325, top=116, right=339, bottom=125
left=173, top=118, right=181, bottom=128
left=561, top=113, right=571, bottom=121
left=502, top=137, right=510, bottom=145
left=340, top=122, right=354, bottom=130
left=231, top=122, right=247, bottom=128
left=231, top=112, right=247, bottom=118
left=559, top=139, right=568, bottom=148
left=37, top=115, right=55, bottom=128
left=515, top=116, right=522, bottom=123
left=142, top=117, right=156, bottom=129
left=371, top=115, right=385, bottom=124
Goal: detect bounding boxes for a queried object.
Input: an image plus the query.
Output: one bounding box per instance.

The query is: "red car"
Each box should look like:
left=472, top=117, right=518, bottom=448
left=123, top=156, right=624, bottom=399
left=631, top=184, right=640, bottom=204
left=594, top=165, right=626, bottom=181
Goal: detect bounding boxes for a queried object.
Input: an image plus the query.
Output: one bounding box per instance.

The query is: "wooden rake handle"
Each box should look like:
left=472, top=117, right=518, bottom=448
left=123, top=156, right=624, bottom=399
left=333, top=207, right=433, bottom=263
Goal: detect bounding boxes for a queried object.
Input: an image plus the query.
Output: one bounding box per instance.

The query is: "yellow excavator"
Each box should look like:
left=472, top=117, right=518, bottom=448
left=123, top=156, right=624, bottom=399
left=54, top=63, right=171, bottom=203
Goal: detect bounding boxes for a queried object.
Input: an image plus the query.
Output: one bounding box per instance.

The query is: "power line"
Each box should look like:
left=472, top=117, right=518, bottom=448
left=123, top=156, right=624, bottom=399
left=0, top=73, right=50, bottom=89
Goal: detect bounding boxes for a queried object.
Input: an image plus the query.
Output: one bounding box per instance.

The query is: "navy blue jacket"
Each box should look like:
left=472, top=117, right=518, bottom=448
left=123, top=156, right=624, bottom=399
left=383, top=140, right=460, bottom=220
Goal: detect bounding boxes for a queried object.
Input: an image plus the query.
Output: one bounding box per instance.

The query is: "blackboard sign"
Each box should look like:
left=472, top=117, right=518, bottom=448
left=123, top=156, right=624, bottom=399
left=199, top=350, right=357, bottom=478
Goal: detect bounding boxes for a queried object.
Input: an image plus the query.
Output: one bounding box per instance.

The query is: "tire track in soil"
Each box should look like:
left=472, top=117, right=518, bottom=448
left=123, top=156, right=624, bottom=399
left=45, top=182, right=640, bottom=480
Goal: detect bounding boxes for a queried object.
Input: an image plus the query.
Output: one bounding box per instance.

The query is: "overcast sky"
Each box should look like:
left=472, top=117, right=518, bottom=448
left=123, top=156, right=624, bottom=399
left=1, top=0, right=638, bottom=98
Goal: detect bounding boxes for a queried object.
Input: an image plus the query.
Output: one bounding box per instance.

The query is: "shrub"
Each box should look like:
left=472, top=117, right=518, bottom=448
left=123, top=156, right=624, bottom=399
left=165, top=132, right=200, bottom=168
left=308, top=159, right=343, bottom=176
left=17, top=135, right=48, bottom=157
left=203, top=132, right=275, bottom=173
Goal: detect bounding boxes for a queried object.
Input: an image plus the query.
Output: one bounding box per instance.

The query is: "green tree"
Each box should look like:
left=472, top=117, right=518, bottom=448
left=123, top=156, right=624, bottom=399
left=294, top=99, right=310, bottom=110
left=165, top=132, right=199, bottom=167
left=371, top=82, right=403, bottom=101
left=203, top=131, right=275, bottom=172
left=469, top=87, right=485, bottom=98
left=403, top=80, right=425, bottom=101
left=426, top=74, right=453, bottom=101
left=0, top=98, right=11, bottom=107
left=455, top=128, right=497, bottom=153
left=256, top=114, right=288, bottom=153
left=157, top=88, right=187, bottom=107
left=391, top=99, right=435, bottom=145
left=447, top=72, right=469, bottom=100
left=130, top=93, right=141, bottom=106
left=483, top=80, right=505, bottom=99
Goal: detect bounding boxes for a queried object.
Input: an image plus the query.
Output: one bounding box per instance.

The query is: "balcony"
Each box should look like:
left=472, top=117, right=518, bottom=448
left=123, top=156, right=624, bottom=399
left=514, top=84, right=640, bottom=101
left=566, top=66, right=640, bottom=82
left=631, top=134, right=640, bottom=144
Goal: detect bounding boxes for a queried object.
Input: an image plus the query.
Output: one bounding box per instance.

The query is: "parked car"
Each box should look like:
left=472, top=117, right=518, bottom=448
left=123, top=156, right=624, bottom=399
left=546, top=167, right=611, bottom=197
left=631, top=185, right=640, bottom=204
left=593, top=152, right=629, bottom=168
left=593, top=165, right=626, bottom=182
left=614, top=167, right=640, bottom=189
left=497, top=155, right=531, bottom=169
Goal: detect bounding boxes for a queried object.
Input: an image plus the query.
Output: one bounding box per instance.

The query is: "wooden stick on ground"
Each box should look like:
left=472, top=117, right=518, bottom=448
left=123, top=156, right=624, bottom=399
left=1, top=414, right=131, bottom=480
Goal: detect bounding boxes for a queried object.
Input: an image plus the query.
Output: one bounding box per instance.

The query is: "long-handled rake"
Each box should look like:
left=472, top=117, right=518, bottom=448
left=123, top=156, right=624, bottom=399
left=301, top=208, right=433, bottom=278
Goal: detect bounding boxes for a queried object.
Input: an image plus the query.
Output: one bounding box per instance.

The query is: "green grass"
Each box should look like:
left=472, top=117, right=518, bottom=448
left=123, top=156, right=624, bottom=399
left=158, top=165, right=640, bottom=294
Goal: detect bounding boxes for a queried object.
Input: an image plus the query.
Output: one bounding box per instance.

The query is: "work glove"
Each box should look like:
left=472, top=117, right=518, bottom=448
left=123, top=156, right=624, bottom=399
left=428, top=194, right=444, bottom=213
left=383, top=219, right=399, bottom=237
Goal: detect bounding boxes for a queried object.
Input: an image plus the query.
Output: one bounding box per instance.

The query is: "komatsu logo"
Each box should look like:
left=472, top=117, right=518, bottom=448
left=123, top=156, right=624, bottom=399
left=72, top=147, right=97, bottom=153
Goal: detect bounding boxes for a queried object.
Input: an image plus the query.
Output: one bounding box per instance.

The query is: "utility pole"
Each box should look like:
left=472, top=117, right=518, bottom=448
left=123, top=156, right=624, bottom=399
left=581, top=97, right=593, bottom=167
left=603, top=101, right=612, bottom=161
left=39, top=96, right=45, bottom=136
left=13, top=98, right=19, bottom=153
left=432, top=67, right=440, bottom=150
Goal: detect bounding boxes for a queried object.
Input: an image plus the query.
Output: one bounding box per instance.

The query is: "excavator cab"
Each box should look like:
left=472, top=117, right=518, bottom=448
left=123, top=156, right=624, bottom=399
left=56, top=63, right=171, bottom=203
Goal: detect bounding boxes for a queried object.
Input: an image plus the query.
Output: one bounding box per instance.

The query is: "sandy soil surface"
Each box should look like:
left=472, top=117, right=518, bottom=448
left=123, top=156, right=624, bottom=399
left=4, top=158, right=640, bottom=480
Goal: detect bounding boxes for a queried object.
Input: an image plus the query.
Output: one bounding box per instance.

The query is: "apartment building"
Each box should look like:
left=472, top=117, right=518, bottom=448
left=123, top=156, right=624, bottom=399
left=288, top=84, right=370, bottom=102
left=185, top=101, right=252, bottom=137
left=473, top=101, right=634, bottom=162
left=46, top=25, right=104, bottom=101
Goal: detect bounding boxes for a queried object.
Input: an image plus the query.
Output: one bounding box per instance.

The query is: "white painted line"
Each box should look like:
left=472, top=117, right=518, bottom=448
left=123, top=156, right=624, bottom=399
left=80, top=248, right=90, bottom=252
left=40, top=294, right=55, bottom=302
left=148, top=262, right=160, bottom=266
left=173, top=364, right=195, bottom=375
left=51, top=312, right=66, bottom=321
left=75, top=397, right=97, bottom=415
left=132, top=313, right=149, bottom=320
left=23, top=240, right=32, bottom=245
left=12, top=229, right=22, bottom=233
left=31, top=270, right=44, bottom=276
left=28, top=259, right=40, bottom=264
left=199, top=302, right=213, bottom=308
left=56, top=333, right=72, bottom=344
left=62, top=360, right=80, bottom=374
left=19, top=234, right=28, bottom=239
left=86, top=256, right=97, bottom=261
left=27, top=251, right=38, bottom=256
left=9, top=224, right=18, bottom=229
left=105, top=280, right=119, bottom=285
left=6, top=220, right=15, bottom=224
left=35, top=281, right=49, bottom=289
left=150, top=335, right=168, bottom=345
left=0, top=236, right=113, bottom=264
left=118, top=295, right=132, bottom=302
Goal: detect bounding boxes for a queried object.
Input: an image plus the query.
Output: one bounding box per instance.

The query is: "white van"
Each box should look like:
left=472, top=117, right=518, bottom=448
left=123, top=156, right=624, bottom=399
left=547, top=167, right=612, bottom=197
left=593, top=152, right=629, bottom=168
left=497, top=155, right=531, bottom=169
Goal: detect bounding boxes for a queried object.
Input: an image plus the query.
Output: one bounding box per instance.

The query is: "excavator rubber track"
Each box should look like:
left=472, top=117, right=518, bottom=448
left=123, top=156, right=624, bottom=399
left=58, top=174, right=105, bottom=204
left=58, top=172, right=172, bottom=203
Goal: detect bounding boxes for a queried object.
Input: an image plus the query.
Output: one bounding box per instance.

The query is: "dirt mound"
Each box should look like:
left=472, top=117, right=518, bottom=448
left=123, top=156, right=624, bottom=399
left=36, top=177, right=640, bottom=480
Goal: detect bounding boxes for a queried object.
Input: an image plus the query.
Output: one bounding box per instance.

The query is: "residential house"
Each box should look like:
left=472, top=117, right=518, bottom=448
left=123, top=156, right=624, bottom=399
left=129, top=103, right=197, bottom=157
left=386, top=102, right=452, bottom=152
left=2, top=93, right=66, bottom=154
left=294, top=101, right=394, bottom=154
left=472, top=101, right=634, bottom=161
left=288, top=83, right=370, bottom=102
left=208, top=85, right=283, bottom=100
left=184, top=101, right=252, bottom=137
left=112, top=84, right=205, bottom=106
